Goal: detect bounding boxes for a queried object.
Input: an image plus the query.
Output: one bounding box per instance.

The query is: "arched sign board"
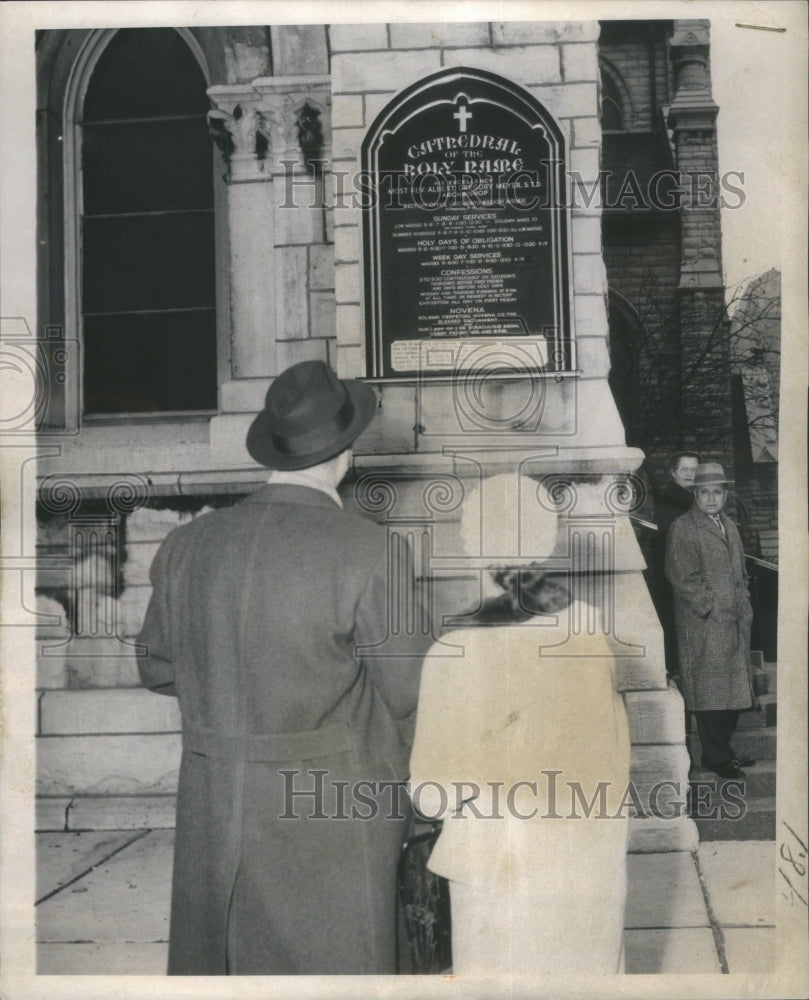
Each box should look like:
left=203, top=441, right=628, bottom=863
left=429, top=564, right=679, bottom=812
left=361, top=67, right=573, bottom=382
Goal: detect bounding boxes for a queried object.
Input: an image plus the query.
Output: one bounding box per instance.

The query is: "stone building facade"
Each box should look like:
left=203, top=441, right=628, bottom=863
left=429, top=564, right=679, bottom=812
left=32, top=19, right=747, bottom=854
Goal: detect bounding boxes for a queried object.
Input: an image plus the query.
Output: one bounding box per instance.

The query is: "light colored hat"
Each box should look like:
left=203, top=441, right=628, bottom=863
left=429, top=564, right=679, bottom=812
left=692, top=462, right=733, bottom=486
left=459, top=473, right=560, bottom=565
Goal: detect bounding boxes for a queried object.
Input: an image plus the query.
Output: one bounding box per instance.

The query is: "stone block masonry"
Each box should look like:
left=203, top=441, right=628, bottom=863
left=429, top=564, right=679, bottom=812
left=329, top=21, right=608, bottom=399
left=34, top=505, right=212, bottom=817
left=30, top=22, right=705, bottom=851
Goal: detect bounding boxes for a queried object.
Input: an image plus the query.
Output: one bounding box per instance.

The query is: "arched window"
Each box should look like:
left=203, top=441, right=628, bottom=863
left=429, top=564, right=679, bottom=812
left=599, top=60, right=634, bottom=134
left=607, top=290, right=644, bottom=447
left=78, top=28, right=217, bottom=415
left=600, top=71, right=624, bottom=132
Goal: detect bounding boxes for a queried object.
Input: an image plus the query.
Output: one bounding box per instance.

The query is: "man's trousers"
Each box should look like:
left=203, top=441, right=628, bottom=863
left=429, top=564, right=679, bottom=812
left=694, top=709, right=740, bottom=767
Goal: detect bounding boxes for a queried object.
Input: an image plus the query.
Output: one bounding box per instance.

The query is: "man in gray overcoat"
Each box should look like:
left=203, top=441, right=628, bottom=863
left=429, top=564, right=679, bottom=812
left=665, top=462, right=755, bottom=779
left=137, top=360, right=429, bottom=974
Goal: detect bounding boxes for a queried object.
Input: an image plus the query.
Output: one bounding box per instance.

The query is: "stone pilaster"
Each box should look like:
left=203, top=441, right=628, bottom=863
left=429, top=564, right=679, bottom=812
left=207, top=84, right=277, bottom=382
left=207, top=76, right=333, bottom=463
left=668, top=19, right=723, bottom=289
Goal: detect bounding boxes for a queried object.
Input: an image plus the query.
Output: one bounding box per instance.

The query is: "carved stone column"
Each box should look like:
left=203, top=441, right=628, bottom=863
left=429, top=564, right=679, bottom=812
left=254, top=78, right=332, bottom=341
left=206, top=77, right=333, bottom=462
left=207, top=85, right=277, bottom=382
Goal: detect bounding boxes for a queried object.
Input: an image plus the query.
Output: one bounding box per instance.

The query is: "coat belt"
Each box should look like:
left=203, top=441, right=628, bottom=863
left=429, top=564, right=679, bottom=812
left=183, top=721, right=354, bottom=762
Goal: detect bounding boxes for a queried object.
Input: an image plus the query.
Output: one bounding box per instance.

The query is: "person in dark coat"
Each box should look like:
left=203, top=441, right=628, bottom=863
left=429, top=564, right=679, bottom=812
left=649, top=451, right=700, bottom=678
left=665, top=463, right=755, bottom=779
left=137, top=360, right=430, bottom=975
left=655, top=451, right=700, bottom=534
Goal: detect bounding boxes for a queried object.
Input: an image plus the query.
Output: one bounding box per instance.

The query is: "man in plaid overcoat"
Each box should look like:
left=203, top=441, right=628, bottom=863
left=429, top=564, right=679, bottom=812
left=665, top=463, right=754, bottom=779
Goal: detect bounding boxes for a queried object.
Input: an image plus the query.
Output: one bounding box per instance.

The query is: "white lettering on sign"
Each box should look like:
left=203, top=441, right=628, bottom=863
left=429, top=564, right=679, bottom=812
left=406, top=135, right=522, bottom=159
left=390, top=338, right=549, bottom=373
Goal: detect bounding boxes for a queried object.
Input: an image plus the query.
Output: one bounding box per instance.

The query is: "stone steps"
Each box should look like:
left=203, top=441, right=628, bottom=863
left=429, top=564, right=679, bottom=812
left=33, top=667, right=777, bottom=838
left=37, top=734, right=181, bottom=797
left=687, top=675, right=777, bottom=842
left=687, top=726, right=777, bottom=764
left=735, top=695, right=777, bottom=729
left=692, top=795, right=775, bottom=842
left=689, top=759, right=775, bottom=797
left=39, top=689, right=181, bottom=735
left=36, top=795, right=177, bottom=832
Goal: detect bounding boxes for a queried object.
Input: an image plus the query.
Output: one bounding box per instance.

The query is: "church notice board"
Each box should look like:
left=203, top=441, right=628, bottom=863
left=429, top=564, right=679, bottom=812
left=361, top=67, right=573, bottom=382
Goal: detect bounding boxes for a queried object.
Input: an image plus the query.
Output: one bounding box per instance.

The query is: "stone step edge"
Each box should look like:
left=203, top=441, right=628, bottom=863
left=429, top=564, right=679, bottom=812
left=691, top=794, right=775, bottom=818
left=36, top=795, right=701, bottom=854
left=687, top=727, right=777, bottom=746
left=36, top=795, right=177, bottom=832
left=688, top=759, right=776, bottom=775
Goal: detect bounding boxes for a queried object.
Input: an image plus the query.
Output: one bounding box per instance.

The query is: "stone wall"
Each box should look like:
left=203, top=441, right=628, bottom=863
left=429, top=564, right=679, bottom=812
left=599, top=21, right=671, bottom=131
left=35, top=506, right=205, bottom=830
left=329, top=20, right=632, bottom=460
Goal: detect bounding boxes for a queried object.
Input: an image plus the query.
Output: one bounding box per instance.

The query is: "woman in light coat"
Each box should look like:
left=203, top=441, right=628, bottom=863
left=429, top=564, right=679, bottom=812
left=409, top=475, right=631, bottom=975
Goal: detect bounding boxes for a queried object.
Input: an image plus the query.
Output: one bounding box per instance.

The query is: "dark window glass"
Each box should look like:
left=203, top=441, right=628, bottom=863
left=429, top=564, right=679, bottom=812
left=82, top=28, right=209, bottom=121
left=82, top=119, right=213, bottom=214
left=82, top=214, right=216, bottom=314
left=80, top=28, right=216, bottom=415
left=84, top=312, right=218, bottom=414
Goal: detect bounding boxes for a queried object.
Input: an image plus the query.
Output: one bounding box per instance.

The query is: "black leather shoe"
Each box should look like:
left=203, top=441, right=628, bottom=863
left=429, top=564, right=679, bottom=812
left=713, top=761, right=746, bottom=779
left=733, top=756, right=756, bottom=768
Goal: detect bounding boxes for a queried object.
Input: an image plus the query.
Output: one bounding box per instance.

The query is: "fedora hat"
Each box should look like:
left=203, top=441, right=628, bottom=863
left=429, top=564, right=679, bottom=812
left=246, top=360, right=377, bottom=470
left=692, top=462, right=734, bottom=486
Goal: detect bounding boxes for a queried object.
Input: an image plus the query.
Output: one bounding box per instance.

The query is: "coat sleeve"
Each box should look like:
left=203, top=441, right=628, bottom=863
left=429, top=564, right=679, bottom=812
left=136, top=532, right=178, bottom=696
left=665, top=519, right=713, bottom=618
left=353, top=541, right=431, bottom=745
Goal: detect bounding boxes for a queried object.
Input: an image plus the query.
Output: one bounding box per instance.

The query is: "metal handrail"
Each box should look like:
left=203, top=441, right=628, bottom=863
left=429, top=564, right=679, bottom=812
left=746, top=555, right=779, bottom=572
left=628, top=515, right=779, bottom=571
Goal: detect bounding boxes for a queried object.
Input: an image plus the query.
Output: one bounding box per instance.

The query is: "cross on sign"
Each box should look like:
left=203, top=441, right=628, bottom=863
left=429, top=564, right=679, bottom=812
left=453, top=104, right=472, bottom=132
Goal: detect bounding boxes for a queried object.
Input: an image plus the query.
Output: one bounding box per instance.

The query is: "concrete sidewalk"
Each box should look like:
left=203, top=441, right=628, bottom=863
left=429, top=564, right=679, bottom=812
left=35, top=831, right=774, bottom=975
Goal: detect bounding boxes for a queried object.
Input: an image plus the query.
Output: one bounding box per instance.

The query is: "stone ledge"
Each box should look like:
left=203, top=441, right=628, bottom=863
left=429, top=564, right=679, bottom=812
left=628, top=815, right=699, bottom=853
left=37, top=795, right=178, bottom=831
left=40, top=689, right=181, bottom=736
left=352, top=446, right=646, bottom=475
left=37, top=651, right=144, bottom=691
left=37, top=734, right=181, bottom=797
